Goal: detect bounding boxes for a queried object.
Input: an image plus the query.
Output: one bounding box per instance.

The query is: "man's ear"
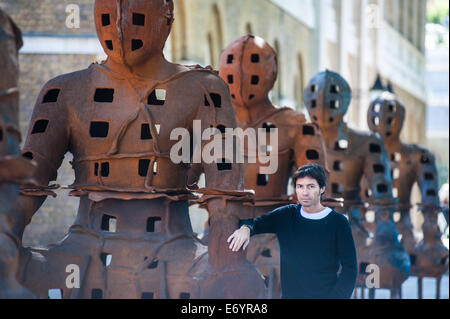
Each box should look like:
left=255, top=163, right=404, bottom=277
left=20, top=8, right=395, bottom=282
left=320, top=187, right=326, bottom=195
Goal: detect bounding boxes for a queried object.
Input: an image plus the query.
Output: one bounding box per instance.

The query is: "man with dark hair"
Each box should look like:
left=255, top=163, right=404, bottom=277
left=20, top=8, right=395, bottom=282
left=228, top=164, right=357, bottom=299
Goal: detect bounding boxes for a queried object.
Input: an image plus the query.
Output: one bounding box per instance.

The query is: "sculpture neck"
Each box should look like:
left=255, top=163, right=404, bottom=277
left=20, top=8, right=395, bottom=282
left=383, top=136, right=402, bottom=153
left=319, top=121, right=345, bottom=148
left=234, top=97, right=275, bottom=127
left=104, top=53, right=179, bottom=80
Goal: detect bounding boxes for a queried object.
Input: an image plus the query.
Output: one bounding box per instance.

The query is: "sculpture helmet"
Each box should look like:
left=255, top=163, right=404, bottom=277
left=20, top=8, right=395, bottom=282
left=219, top=35, right=278, bottom=107
left=368, top=92, right=405, bottom=140
left=94, top=0, right=174, bottom=66
left=304, top=70, right=351, bottom=128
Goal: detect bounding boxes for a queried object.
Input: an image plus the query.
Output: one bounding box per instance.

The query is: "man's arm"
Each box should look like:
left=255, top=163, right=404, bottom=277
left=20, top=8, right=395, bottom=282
left=328, top=215, right=357, bottom=299
left=228, top=205, right=288, bottom=252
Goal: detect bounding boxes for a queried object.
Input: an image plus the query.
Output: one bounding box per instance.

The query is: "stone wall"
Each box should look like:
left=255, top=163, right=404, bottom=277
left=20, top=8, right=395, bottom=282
left=0, top=0, right=95, bottom=35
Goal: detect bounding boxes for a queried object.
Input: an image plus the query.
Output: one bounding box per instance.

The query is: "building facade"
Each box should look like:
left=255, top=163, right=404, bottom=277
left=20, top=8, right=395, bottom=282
left=0, top=0, right=429, bottom=246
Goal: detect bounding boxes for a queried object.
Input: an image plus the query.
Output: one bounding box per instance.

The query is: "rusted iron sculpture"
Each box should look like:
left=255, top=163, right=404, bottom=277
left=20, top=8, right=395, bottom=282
left=304, top=70, right=410, bottom=299
left=0, top=9, right=37, bottom=299
left=0, top=0, right=266, bottom=299
left=215, top=35, right=328, bottom=298
left=368, top=92, right=449, bottom=298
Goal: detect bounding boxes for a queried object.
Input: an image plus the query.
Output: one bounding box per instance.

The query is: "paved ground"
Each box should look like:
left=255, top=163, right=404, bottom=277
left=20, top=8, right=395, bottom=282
left=354, top=273, right=449, bottom=299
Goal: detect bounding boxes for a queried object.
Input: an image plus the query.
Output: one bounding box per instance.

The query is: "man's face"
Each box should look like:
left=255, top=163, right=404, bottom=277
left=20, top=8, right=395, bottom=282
left=295, top=176, right=325, bottom=208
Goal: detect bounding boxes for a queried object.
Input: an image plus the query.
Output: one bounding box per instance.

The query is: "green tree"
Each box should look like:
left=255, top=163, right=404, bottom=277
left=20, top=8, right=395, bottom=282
left=427, top=0, right=449, bottom=25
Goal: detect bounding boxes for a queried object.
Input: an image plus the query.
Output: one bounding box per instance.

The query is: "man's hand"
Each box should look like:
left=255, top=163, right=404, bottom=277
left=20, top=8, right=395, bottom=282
left=227, top=225, right=250, bottom=252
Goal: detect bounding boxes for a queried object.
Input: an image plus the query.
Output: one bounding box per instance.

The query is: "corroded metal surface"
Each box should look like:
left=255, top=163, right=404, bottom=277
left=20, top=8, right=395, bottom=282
left=0, top=10, right=36, bottom=188
left=368, top=92, right=449, bottom=298
left=217, top=35, right=328, bottom=298
left=0, top=9, right=37, bottom=299
left=304, top=71, right=410, bottom=298
left=0, top=1, right=265, bottom=299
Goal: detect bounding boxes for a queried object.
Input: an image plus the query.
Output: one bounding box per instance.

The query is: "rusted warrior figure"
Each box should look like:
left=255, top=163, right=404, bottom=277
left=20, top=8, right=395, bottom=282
left=216, top=35, right=328, bottom=298
left=304, top=71, right=410, bottom=298
left=0, top=9, right=37, bottom=299
left=0, top=0, right=265, bottom=299
left=368, top=92, right=449, bottom=298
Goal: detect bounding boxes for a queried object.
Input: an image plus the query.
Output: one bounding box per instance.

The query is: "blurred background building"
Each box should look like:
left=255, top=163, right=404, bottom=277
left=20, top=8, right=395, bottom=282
left=0, top=0, right=446, bottom=249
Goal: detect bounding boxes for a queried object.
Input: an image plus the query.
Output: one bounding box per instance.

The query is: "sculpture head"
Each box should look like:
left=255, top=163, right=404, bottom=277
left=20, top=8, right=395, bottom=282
left=0, top=10, right=22, bottom=93
left=367, top=92, right=405, bottom=141
left=94, top=0, right=174, bottom=66
left=304, top=70, right=352, bottom=129
left=219, top=35, right=278, bottom=108
left=0, top=9, right=22, bottom=126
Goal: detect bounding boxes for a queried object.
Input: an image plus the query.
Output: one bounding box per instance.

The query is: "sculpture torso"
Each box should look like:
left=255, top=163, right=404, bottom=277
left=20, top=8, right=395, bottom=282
left=385, top=141, right=437, bottom=207
left=23, top=63, right=233, bottom=195
left=322, top=124, right=392, bottom=204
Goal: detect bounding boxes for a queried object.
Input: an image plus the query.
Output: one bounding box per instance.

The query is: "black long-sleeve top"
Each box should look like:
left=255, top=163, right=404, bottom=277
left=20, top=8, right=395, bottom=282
left=239, top=204, right=357, bottom=299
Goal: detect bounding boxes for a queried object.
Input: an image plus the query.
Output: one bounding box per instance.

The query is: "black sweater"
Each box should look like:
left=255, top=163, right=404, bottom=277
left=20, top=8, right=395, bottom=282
left=240, top=204, right=357, bottom=299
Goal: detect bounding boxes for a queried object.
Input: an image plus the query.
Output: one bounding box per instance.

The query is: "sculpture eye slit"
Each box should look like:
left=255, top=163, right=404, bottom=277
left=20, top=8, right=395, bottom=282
left=101, top=14, right=110, bottom=26
left=105, top=40, right=113, bottom=50
left=42, top=89, right=60, bottom=103
left=31, top=119, right=49, bottom=134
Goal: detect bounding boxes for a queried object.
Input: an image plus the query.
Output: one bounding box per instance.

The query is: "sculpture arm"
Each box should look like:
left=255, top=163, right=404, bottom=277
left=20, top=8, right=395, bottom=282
left=362, top=135, right=395, bottom=204
left=8, top=76, right=71, bottom=242
left=414, top=147, right=441, bottom=237
left=194, top=73, right=252, bottom=269
left=415, top=148, right=440, bottom=207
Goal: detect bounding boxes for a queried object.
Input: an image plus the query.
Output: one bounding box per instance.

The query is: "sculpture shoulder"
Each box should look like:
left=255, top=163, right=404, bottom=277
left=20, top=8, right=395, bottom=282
left=35, top=67, right=94, bottom=111
left=272, top=107, right=307, bottom=124
left=406, top=143, right=436, bottom=165
left=189, top=66, right=230, bottom=92
left=347, top=126, right=383, bottom=144
left=42, top=67, right=93, bottom=91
